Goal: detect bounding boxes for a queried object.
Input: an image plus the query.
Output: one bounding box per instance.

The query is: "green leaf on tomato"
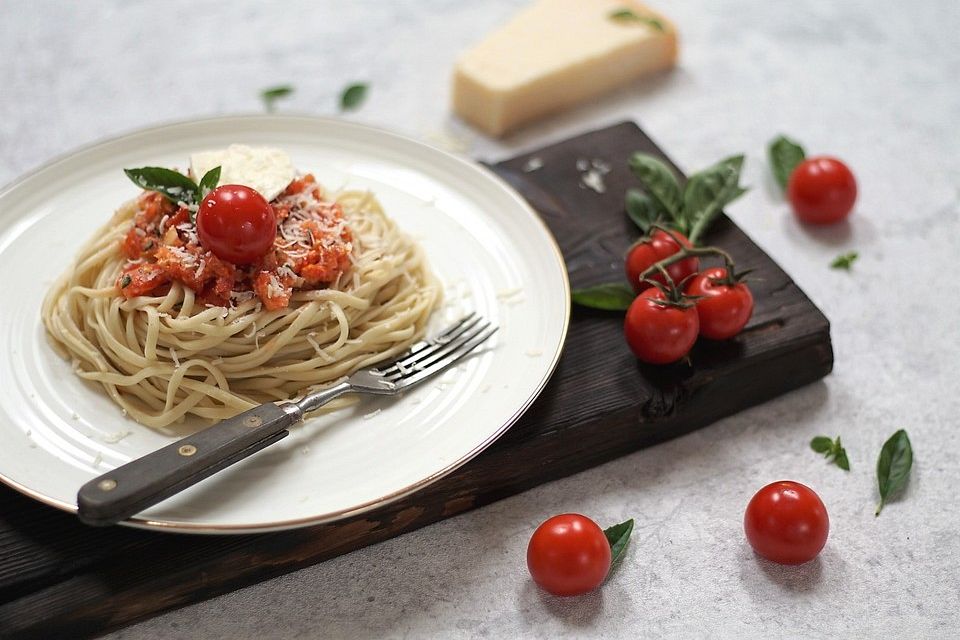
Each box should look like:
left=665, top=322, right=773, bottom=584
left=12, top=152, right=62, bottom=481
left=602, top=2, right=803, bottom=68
left=571, top=283, right=635, bottom=311
left=198, top=166, right=222, bottom=199
left=628, top=153, right=684, bottom=228
left=603, top=518, right=634, bottom=565
left=625, top=188, right=666, bottom=233
left=768, top=135, right=806, bottom=191
left=684, top=155, right=748, bottom=245
left=876, top=429, right=912, bottom=516
left=340, top=82, right=369, bottom=111
left=123, top=167, right=199, bottom=206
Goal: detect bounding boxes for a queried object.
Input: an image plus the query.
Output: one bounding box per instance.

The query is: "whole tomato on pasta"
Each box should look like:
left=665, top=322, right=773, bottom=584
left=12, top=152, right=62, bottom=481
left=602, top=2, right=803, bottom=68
left=197, top=184, right=276, bottom=264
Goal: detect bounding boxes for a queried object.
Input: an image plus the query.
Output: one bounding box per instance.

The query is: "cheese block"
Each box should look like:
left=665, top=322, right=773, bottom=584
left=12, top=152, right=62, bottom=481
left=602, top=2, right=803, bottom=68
left=190, top=145, right=296, bottom=202
left=452, top=0, right=678, bottom=137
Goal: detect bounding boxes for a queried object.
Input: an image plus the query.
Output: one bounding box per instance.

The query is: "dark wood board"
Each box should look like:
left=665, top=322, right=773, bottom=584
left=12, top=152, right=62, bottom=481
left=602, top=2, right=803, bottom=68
left=0, top=122, right=832, bottom=639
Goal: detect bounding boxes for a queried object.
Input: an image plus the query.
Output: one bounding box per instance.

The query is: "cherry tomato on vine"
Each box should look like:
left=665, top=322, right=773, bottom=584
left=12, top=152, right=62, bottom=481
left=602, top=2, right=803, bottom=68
left=527, top=514, right=611, bottom=597
left=197, top=184, right=276, bottom=264
left=625, top=229, right=700, bottom=293
left=744, top=481, right=829, bottom=565
left=686, top=267, right=754, bottom=340
left=787, top=157, right=857, bottom=225
left=624, top=287, right=699, bottom=364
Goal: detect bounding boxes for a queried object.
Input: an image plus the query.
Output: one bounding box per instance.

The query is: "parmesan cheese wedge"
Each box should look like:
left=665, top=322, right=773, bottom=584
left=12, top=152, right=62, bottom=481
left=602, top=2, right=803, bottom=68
left=190, top=145, right=296, bottom=202
left=453, top=0, right=678, bottom=137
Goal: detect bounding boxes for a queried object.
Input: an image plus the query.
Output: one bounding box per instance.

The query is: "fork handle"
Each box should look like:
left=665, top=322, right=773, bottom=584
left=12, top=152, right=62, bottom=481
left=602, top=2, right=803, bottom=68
left=77, top=402, right=298, bottom=526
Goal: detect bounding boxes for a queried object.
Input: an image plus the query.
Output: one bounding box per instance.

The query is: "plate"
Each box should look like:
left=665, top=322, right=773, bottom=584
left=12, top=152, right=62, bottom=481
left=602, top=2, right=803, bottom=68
left=0, top=116, right=569, bottom=533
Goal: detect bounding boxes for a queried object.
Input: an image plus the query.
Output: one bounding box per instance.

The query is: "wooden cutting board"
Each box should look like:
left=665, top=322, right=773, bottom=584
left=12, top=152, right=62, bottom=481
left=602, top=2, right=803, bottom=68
left=0, top=122, right=832, bottom=639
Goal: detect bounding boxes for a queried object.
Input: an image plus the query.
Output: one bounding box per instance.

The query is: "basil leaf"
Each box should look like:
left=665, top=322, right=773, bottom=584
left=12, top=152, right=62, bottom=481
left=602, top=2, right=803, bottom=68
left=340, top=82, right=368, bottom=111
left=608, top=9, right=664, bottom=31
left=810, top=436, right=833, bottom=454
left=261, top=85, right=294, bottom=112
left=628, top=154, right=683, bottom=227
left=684, top=155, right=747, bottom=244
left=876, top=429, right=913, bottom=516
left=831, top=251, right=859, bottom=270
left=625, top=188, right=665, bottom=232
left=603, top=518, right=634, bottom=565
left=198, top=166, right=221, bottom=199
left=571, top=283, right=635, bottom=311
left=768, top=135, right=806, bottom=191
left=124, top=167, right=199, bottom=205
left=834, top=446, right=851, bottom=471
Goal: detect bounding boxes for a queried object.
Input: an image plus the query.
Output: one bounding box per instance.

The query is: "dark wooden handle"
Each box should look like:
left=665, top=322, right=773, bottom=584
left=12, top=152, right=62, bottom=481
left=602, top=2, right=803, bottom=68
left=76, top=403, right=296, bottom=526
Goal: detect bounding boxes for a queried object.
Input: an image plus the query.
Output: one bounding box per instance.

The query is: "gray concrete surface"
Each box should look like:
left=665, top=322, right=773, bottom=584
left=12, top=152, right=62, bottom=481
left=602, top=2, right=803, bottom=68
left=2, top=1, right=958, bottom=638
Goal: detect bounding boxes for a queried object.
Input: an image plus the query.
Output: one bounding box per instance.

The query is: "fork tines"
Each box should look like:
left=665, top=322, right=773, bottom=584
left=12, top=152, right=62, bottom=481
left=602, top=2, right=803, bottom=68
left=373, top=313, right=496, bottom=386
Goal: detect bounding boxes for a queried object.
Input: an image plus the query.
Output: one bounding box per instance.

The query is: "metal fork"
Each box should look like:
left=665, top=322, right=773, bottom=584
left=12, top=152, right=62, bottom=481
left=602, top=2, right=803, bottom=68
left=77, top=314, right=497, bottom=526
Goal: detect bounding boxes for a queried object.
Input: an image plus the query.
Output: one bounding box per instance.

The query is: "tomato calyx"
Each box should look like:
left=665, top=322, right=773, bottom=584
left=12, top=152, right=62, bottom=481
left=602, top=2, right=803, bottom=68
left=640, top=270, right=698, bottom=309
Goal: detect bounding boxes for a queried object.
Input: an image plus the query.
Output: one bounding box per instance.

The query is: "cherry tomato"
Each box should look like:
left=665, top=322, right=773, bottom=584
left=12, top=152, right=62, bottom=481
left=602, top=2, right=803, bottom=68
left=787, top=157, right=857, bottom=225
left=624, top=288, right=699, bottom=364
left=686, top=267, right=754, bottom=340
left=625, top=229, right=700, bottom=293
left=197, top=185, right=276, bottom=264
left=744, top=481, right=829, bottom=565
left=527, top=514, right=611, bottom=597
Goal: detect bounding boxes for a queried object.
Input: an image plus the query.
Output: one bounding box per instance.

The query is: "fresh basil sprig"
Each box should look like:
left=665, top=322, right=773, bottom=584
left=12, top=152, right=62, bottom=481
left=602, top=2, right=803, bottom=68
left=768, top=135, right=806, bottom=191
left=603, top=518, right=635, bottom=565
left=684, top=155, right=747, bottom=245
left=810, top=435, right=850, bottom=471
left=571, top=283, right=635, bottom=311
left=123, top=166, right=221, bottom=209
left=608, top=8, right=665, bottom=31
left=625, top=188, right=666, bottom=233
left=876, top=429, right=912, bottom=516
left=830, top=251, right=859, bottom=270
left=340, top=82, right=368, bottom=111
left=261, top=85, right=294, bottom=112
left=626, top=153, right=747, bottom=245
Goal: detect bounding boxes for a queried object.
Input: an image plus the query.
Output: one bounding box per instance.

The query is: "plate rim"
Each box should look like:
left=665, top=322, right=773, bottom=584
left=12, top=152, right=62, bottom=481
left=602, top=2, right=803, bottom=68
left=0, top=114, right=571, bottom=534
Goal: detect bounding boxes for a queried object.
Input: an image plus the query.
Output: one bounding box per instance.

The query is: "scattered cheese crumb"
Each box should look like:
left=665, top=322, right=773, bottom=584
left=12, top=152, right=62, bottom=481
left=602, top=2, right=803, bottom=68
left=522, top=156, right=544, bottom=172
left=580, top=169, right=606, bottom=193
left=363, top=409, right=382, bottom=420
left=480, top=384, right=491, bottom=394
left=496, top=287, right=524, bottom=300
left=301, top=447, right=310, bottom=455
left=101, top=430, right=132, bottom=444
left=525, top=349, right=543, bottom=357
left=93, top=452, right=102, bottom=467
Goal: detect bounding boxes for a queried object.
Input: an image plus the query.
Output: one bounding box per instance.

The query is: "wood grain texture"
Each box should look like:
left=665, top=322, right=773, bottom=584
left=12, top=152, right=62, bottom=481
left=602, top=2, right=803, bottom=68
left=0, top=122, right=832, bottom=639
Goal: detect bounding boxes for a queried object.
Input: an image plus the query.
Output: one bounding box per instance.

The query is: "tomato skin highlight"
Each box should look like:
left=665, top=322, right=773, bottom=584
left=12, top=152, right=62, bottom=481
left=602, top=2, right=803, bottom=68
left=744, top=481, right=829, bottom=565
left=197, top=184, right=276, bottom=264
left=625, top=229, right=700, bottom=293
left=787, top=157, right=857, bottom=225
left=527, top=514, right=612, bottom=597
left=624, top=288, right=699, bottom=364
left=686, top=267, right=754, bottom=340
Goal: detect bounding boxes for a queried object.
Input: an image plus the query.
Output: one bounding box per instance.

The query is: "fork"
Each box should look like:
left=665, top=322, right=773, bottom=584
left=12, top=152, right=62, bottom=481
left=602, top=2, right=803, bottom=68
left=77, top=313, right=497, bottom=526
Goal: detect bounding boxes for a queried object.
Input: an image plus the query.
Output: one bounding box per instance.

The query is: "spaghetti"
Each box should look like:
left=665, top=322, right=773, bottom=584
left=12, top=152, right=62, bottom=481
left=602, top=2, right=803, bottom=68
left=42, top=175, right=441, bottom=430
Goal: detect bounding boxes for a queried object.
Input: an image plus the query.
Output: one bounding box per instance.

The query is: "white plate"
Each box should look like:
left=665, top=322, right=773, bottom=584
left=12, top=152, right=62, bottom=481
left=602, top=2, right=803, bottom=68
left=0, top=116, right=569, bottom=533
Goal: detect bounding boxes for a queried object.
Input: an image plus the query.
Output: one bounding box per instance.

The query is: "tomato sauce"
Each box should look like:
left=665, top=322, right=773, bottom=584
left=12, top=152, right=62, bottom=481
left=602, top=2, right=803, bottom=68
left=117, top=174, right=352, bottom=309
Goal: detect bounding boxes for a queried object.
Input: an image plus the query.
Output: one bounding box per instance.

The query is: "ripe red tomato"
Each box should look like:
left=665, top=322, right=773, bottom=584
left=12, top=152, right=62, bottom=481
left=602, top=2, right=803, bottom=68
left=787, top=157, right=857, bottom=225
left=686, top=267, right=754, bottom=340
left=625, top=229, right=700, bottom=293
left=527, top=514, right=611, bottom=597
left=744, top=481, right=829, bottom=565
left=197, top=185, right=276, bottom=264
left=624, top=288, right=699, bottom=364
